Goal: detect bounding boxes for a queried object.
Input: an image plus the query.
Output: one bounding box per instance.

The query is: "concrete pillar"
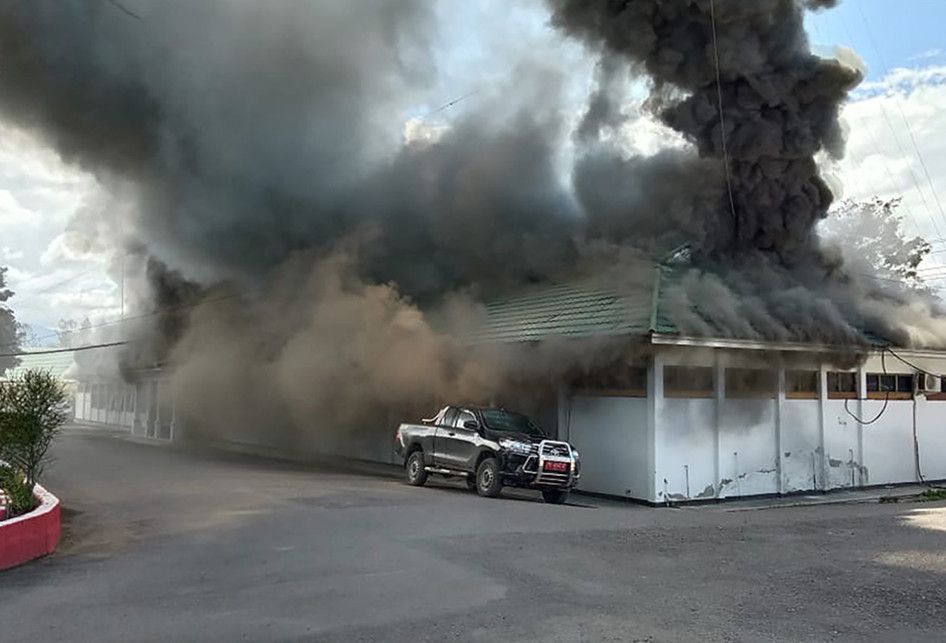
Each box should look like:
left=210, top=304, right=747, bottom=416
left=556, top=385, right=569, bottom=443
left=775, top=367, right=785, bottom=495
left=856, top=365, right=866, bottom=487
left=713, top=351, right=724, bottom=497
left=646, top=352, right=663, bottom=503
left=817, top=364, right=828, bottom=491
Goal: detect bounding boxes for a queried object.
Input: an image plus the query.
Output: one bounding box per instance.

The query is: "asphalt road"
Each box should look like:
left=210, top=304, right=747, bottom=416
left=2, top=429, right=946, bottom=642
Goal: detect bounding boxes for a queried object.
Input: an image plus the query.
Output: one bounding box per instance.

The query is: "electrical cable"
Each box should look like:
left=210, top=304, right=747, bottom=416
left=0, top=290, right=246, bottom=351
left=855, top=3, right=946, bottom=236
left=843, top=348, right=890, bottom=425
left=708, top=0, right=739, bottom=239
left=824, top=16, right=946, bottom=241
left=0, top=341, right=127, bottom=359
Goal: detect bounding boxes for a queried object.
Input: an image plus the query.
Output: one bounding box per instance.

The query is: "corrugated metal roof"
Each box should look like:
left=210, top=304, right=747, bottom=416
left=463, top=261, right=892, bottom=347
left=4, top=348, right=77, bottom=381
left=466, top=273, right=660, bottom=343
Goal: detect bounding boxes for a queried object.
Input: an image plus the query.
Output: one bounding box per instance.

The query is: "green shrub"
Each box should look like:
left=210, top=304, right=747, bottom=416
left=0, top=369, right=67, bottom=491
left=920, top=488, right=946, bottom=502
left=0, top=465, right=36, bottom=517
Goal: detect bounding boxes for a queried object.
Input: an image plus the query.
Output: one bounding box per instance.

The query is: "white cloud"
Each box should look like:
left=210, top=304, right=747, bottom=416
left=40, top=230, right=111, bottom=267
left=833, top=64, right=946, bottom=271
left=0, top=123, right=117, bottom=334
left=910, top=49, right=944, bottom=62
left=0, top=189, right=37, bottom=226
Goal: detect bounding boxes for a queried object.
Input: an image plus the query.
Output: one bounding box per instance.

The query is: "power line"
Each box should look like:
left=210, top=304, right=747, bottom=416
left=855, top=3, right=946, bottom=236
left=827, top=16, right=946, bottom=240
left=12, top=267, right=105, bottom=308
left=426, top=90, right=479, bottom=117
left=708, top=0, right=738, bottom=244
left=104, top=0, right=141, bottom=20
left=3, top=290, right=247, bottom=351
left=0, top=341, right=128, bottom=359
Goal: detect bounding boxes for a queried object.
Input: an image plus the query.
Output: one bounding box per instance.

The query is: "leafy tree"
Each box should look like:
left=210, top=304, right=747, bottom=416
left=820, top=196, right=932, bottom=289
left=57, top=317, right=92, bottom=348
left=0, top=370, right=68, bottom=492
left=0, top=266, right=20, bottom=376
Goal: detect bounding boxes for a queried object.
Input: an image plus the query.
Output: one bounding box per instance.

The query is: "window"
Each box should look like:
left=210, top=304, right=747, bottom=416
left=455, top=409, right=476, bottom=429
left=571, top=366, right=647, bottom=397
left=480, top=409, right=545, bottom=437
left=725, top=368, right=776, bottom=399
left=441, top=407, right=458, bottom=427
left=931, top=378, right=946, bottom=401
left=827, top=372, right=856, bottom=399
left=786, top=371, right=818, bottom=399
left=664, top=366, right=714, bottom=398
left=866, top=373, right=913, bottom=399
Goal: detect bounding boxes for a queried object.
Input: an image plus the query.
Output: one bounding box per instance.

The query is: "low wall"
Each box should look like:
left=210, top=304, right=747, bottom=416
left=0, top=483, right=61, bottom=571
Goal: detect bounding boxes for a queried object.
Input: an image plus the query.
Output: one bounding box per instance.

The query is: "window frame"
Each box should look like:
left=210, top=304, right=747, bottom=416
left=663, top=365, right=715, bottom=399
left=785, top=370, right=819, bottom=400
left=826, top=372, right=857, bottom=400
left=441, top=407, right=459, bottom=427
left=725, top=368, right=777, bottom=400
left=571, top=366, right=647, bottom=398
left=454, top=409, right=476, bottom=429
left=866, top=372, right=914, bottom=400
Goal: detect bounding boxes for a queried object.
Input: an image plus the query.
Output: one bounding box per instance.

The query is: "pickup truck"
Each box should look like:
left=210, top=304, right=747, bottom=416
left=394, top=406, right=580, bottom=504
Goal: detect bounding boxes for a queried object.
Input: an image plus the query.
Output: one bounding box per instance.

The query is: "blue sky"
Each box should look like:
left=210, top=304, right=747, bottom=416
left=808, top=0, right=946, bottom=81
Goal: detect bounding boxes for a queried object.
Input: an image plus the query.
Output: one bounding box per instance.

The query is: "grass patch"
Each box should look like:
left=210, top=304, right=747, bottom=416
left=919, top=488, right=946, bottom=502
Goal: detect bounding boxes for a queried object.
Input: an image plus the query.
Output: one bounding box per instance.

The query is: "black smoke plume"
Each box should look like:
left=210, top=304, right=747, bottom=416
left=1, top=1, right=945, bottom=451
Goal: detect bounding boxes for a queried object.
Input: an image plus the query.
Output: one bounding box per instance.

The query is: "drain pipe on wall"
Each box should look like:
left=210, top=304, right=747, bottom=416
left=912, top=397, right=926, bottom=484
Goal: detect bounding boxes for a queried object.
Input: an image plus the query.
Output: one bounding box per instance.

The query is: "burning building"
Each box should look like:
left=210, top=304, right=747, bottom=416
left=4, top=1, right=946, bottom=500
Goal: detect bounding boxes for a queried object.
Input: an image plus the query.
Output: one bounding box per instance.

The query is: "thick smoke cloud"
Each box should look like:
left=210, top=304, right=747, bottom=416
left=552, top=0, right=861, bottom=261
left=2, top=1, right=946, bottom=450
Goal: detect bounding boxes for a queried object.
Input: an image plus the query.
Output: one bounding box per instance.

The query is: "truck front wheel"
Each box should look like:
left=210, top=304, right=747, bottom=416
left=405, top=451, right=427, bottom=486
left=475, top=457, right=503, bottom=498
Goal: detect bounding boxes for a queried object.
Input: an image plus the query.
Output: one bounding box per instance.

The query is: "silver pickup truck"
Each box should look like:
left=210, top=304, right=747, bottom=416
left=394, top=405, right=580, bottom=504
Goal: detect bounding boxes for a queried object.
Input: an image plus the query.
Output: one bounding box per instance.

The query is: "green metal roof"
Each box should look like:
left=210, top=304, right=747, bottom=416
left=467, top=262, right=886, bottom=347
left=4, top=348, right=77, bottom=381
left=467, top=268, right=668, bottom=343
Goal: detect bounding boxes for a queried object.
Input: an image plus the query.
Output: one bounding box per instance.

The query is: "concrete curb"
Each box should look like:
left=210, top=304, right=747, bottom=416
left=0, top=483, right=61, bottom=571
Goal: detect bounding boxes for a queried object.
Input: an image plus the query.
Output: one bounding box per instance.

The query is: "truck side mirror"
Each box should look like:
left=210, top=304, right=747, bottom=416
left=463, top=420, right=479, bottom=430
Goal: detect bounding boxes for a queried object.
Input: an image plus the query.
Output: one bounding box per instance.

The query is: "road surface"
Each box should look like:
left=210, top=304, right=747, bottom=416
left=2, top=428, right=946, bottom=641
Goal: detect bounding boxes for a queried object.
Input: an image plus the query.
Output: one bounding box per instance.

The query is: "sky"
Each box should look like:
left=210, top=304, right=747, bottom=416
left=4, top=0, right=946, bottom=344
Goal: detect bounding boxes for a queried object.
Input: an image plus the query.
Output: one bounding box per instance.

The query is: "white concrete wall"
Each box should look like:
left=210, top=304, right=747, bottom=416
left=860, top=400, right=916, bottom=486
left=73, top=376, right=174, bottom=441
left=916, top=399, right=946, bottom=480
left=566, top=395, right=649, bottom=499
left=656, top=399, right=717, bottom=500
left=718, top=399, right=778, bottom=498
left=780, top=399, right=821, bottom=492
left=645, top=346, right=946, bottom=503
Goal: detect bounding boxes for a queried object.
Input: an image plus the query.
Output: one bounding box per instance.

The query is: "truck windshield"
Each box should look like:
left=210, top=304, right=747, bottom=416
left=481, top=409, right=546, bottom=438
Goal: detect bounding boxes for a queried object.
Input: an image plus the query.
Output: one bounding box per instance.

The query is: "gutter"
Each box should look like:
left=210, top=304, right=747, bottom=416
left=648, top=333, right=872, bottom=354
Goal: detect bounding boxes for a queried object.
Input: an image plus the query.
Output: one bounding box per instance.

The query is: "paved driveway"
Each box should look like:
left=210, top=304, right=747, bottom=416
left=2, top=429, right=945, bottom=641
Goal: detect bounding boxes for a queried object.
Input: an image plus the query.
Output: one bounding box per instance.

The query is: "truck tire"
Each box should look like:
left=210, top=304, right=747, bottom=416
left=475, top=457, right=503, bottom=498
left=405, top=450, right=428, bottom=486
left=542, top=489, right=569, bottom=505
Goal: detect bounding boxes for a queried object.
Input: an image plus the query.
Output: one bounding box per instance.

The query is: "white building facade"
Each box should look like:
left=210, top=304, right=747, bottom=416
left=73, top=368, right=178, bottom=441
left=562, top=336, right=946, bottom=504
